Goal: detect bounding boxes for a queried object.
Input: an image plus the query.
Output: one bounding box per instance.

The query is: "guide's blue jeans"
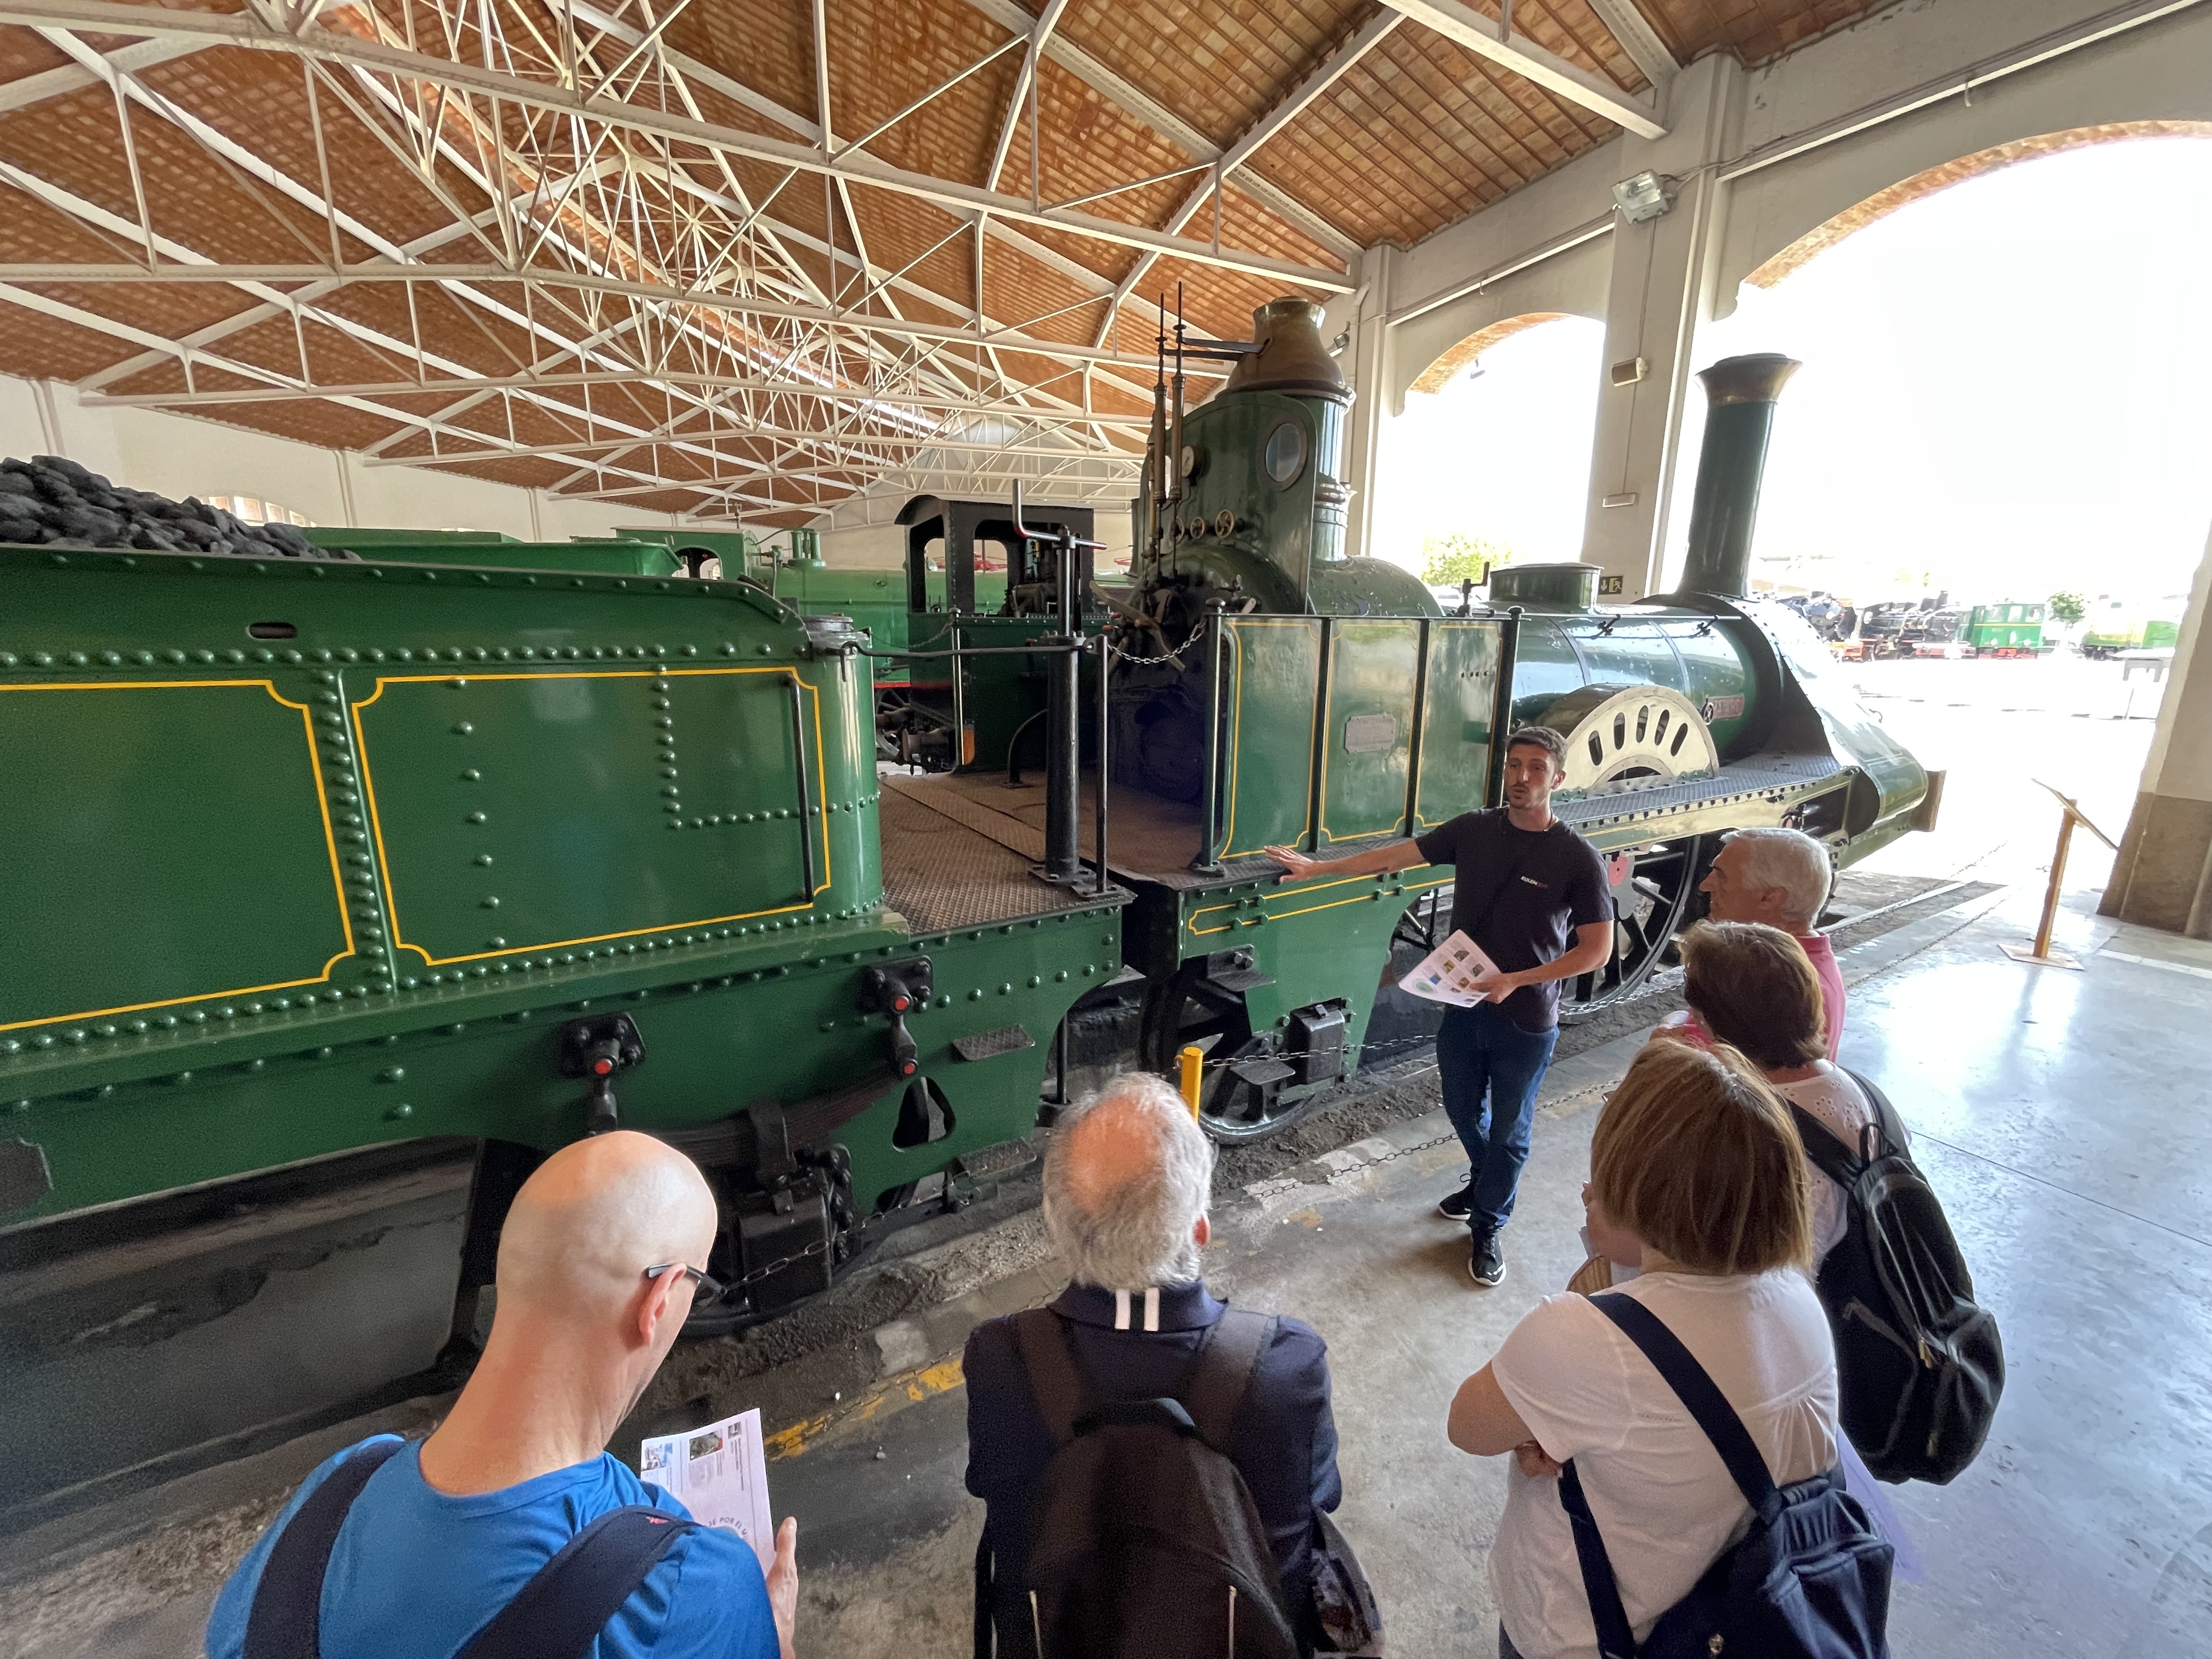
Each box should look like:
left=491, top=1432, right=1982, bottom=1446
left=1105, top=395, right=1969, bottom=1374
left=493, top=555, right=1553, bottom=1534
left=1436, top=1001, right=1559, bottom=1234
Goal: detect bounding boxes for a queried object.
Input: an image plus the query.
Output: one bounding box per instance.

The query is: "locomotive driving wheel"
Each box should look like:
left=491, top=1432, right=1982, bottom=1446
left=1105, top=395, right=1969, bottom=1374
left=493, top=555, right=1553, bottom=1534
left=1560, top=836, right=1709, bottom=1020
left=1139, top=960, right=1318, bottom=1144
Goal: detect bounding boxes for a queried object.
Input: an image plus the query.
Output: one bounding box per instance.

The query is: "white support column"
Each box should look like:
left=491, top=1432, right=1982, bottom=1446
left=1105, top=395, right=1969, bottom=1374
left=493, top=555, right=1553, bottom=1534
left=1579, top=51, right=1741, bottom=600
left=2104, top=526, right=2212, bottom=938
left=1341, top=244, right=1397, bottom=565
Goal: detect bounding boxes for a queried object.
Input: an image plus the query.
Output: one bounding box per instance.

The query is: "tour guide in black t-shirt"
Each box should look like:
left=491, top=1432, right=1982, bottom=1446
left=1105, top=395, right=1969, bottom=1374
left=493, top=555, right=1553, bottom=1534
left=1264, top=726, right=1611, bottom=1288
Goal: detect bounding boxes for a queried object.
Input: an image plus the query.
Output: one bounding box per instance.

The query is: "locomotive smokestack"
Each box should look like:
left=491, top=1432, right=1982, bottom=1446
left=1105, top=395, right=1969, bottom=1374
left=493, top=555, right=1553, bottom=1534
left=1679, top=353, right=1800, bottom=599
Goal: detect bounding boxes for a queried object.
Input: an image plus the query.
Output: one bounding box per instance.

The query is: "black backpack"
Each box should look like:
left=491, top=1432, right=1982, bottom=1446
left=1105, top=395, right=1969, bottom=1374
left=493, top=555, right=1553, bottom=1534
left=243, top=1438, right=698, bottom=1659
left=978, top=1307, right=1300, bottom=1659
left=1790, top=1071, right=2004, bottom=1484
left=1558, top=1294, right=1893, bottom=1659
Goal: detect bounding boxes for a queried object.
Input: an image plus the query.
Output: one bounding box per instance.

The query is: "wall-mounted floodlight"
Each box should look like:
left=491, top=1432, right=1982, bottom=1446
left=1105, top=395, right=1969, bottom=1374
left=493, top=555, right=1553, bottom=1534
left=1612, top=170, right=1672, bottom=223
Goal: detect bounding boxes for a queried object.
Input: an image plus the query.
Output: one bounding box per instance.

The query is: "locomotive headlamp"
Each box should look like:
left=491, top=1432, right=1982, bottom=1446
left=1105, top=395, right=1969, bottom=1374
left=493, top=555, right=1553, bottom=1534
left=1612, top=170, right=1673, bottom=223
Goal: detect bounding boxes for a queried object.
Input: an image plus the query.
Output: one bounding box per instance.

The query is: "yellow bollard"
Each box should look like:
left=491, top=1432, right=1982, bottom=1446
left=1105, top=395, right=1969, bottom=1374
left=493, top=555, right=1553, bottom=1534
left=1178, top=1045, right=1204, bottom=1117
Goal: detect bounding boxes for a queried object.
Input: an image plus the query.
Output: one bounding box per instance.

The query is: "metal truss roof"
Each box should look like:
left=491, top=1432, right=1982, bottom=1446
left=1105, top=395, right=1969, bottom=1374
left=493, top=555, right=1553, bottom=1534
left=0, top=0, right=1886, bottom=524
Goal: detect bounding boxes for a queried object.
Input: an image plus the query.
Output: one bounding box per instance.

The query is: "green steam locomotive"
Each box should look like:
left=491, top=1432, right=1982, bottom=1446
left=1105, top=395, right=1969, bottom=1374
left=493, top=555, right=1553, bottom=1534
left=867, top=303, right=1931, bottom=1136
left=0, top=300, right=1931, bottom=1509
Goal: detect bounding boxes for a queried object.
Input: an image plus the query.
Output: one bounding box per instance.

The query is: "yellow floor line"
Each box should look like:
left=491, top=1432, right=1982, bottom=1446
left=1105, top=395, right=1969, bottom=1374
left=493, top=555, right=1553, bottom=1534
left=765, top=1354, right=968, bottom=1461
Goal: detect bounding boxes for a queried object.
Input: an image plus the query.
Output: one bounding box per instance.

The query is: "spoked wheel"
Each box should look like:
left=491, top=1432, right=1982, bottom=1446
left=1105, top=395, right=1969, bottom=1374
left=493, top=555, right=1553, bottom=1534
left=1139, top=961, right=1316, bottom=1144
left=1391, top=886, right=1449, bottom=958
left=1560, top=836, right=1709, bottom=1020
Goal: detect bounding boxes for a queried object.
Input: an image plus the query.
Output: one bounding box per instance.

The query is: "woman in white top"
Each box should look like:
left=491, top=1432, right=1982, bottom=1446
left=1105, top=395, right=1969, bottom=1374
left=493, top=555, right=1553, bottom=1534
left=1671, top=920, right=1892, bottom=1264
left=1447, top=1041, right=1840, bottom=1659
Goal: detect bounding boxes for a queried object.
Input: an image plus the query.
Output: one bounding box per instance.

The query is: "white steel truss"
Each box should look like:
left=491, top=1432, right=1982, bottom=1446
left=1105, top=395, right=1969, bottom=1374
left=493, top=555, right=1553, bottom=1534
left=0, top=0, right=1238, bottom=516
left=0, top=0, right=1677, bottom=520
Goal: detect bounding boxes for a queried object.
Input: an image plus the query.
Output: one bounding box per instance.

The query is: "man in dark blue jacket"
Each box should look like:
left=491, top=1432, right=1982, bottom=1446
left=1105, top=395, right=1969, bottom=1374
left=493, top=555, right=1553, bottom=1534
left=964, top=1074, right=1342, bottom=1655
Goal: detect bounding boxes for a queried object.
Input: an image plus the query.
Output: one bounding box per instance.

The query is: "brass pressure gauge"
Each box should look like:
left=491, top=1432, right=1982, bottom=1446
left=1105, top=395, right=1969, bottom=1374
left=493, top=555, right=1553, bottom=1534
left=1180, top=443, right=1205, bottom=481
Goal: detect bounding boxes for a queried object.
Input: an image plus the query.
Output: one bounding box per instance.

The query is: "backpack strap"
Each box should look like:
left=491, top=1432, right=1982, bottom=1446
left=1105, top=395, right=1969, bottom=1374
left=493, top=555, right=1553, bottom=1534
left=1181, top=1307, right=1276, bottom=1454
left=455, top=1506, right=697, bottom=1659
left=973, top=1530, right=996, bottom=1659
left=1555, top=1460, right=1639, bottom=1659
left=242, top=1438, right=406, bottom=1659
left=1012, top=1307, right=1087, bottom=1444
left=1842, top=1068, right=1910, bottom=1158
left=1788, top=1102, right=1864, bottom=1191
left=1588, top=1294, right=1782, bottom=1525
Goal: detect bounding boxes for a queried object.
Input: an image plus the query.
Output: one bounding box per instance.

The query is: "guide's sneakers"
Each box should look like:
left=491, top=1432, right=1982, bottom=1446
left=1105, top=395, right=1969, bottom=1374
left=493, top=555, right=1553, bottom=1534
left=1436, top=1178, right=1476, bottom=1221
left=1468, top=1228, right=1507, bottom=1288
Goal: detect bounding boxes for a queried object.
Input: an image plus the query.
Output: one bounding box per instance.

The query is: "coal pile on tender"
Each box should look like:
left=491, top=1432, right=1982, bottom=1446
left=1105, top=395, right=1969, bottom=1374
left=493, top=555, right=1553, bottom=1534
left=0, top=455, right=355, bottom=560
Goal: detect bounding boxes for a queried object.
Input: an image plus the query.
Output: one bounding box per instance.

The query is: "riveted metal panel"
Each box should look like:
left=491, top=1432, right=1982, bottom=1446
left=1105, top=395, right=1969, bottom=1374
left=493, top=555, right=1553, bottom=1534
left=1217, top=616, right=1322, bottom=858
left=353, top=666, right=820, bottom=967
left=1318, top=619, right=1420, bottom=844
left=1414, top=620, right=1503, bottom=830
left=0, top=679, right=352, bottom=1034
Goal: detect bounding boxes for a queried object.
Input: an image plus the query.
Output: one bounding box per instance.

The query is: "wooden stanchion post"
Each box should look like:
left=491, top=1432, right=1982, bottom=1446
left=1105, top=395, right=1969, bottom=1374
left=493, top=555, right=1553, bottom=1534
left=2000, top=781, right=2118, bottom=970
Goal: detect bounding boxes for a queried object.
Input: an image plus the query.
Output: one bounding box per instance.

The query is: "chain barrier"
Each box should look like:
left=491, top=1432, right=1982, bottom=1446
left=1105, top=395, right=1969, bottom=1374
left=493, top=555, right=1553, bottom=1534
left=730, top=1233, right=834, bottom=1290
left=1180, top=1026, right=1448, bottom=1077
left=1344, top=1128, right=1460, bottom=1166
left=1104, top=620, right=1206, bottom=668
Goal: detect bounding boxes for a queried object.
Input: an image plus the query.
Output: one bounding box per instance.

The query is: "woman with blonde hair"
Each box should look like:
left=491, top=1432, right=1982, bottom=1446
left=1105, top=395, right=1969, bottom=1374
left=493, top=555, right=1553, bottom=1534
left=1447, top=1041, right=1858, bottom=1659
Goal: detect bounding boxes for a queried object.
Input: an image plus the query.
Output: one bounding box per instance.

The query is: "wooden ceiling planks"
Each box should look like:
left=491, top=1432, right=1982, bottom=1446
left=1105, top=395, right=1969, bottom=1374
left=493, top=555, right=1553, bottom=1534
left=0, top=0, right=1886, bottom=511
left=1640, top=0, right=1891, bottom=67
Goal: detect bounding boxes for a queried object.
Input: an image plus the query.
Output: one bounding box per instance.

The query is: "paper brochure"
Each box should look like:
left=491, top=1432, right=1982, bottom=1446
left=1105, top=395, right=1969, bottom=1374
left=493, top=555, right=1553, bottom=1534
left=640, top=1407, right=775, bottom=1571
left=1398, top=930, right=1506, bottom=1006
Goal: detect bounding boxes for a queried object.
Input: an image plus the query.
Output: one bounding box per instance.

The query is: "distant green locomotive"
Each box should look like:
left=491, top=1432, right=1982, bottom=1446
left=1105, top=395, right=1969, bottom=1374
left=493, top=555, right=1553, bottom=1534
left=2079, top=593, right=2183, bottom=658
left=1961, top=602, right=2044, bottom=656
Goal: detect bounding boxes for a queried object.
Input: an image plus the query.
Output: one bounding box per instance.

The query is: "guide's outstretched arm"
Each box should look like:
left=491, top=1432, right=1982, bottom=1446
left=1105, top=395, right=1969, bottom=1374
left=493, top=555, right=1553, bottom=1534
left=1262, top=839, right=1427, bottom=883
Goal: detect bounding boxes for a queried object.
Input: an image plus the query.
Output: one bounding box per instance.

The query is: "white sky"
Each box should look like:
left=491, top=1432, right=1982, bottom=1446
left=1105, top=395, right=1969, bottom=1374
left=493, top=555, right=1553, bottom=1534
left=1384, top=136, right=2212, bottom=608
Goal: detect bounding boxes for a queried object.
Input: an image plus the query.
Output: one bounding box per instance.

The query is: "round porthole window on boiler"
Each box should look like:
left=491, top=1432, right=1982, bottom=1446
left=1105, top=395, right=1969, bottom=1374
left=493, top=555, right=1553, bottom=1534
left=1263, top=420, right=1307, bottom=488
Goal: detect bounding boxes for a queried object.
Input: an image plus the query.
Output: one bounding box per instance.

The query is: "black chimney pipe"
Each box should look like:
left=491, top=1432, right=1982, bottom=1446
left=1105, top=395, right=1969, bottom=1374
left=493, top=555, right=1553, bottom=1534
left=1678, top=353, right=1801, bottom=599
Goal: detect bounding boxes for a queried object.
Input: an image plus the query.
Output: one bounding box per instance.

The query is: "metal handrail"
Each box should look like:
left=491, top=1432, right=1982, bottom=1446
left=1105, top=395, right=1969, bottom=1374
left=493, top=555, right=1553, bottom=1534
left=1191, top=603, right=1226, bottom=873
left=1093, top=634, right=1111, bottom=898
left=786, top=676, right=819, bottom=901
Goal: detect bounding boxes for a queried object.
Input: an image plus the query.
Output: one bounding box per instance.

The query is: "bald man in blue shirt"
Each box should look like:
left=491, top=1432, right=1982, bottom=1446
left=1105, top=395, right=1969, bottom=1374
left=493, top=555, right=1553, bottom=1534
left=206, top=1132, right=798, bottom=1659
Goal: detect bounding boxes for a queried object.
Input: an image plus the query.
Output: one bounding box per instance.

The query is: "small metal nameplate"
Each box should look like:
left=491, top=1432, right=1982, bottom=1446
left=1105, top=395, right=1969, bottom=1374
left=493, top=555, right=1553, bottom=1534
left=1341, top=713, right=1398, bottom=754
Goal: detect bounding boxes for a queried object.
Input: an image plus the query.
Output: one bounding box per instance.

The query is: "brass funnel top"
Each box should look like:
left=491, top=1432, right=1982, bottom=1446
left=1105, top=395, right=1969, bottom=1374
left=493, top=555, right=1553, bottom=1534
left=1222, top=299, right=1351, bottom=404
left=1697, top=353, right=1802, bottom=408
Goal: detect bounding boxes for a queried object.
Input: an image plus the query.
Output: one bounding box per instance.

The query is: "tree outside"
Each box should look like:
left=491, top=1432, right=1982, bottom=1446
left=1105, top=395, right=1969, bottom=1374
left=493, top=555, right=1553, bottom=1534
left=2047, top=590, right=2086, bottom=650
left=1420, top=531, right=1517, bottom=588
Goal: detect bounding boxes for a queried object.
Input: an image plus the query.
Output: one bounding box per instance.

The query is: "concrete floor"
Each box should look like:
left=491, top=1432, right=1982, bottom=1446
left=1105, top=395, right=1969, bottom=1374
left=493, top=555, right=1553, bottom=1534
left=7, top=882, right=2209, bottom=1657
left=771, top=883, right=2212, bottom=1657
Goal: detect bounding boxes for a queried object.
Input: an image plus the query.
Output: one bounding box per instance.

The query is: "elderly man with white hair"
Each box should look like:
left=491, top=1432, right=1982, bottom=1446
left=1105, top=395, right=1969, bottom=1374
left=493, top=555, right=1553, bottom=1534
left=1699, top=825, right=1846, bottom=1058
left=963, top=1073, right=1344, bottom=1656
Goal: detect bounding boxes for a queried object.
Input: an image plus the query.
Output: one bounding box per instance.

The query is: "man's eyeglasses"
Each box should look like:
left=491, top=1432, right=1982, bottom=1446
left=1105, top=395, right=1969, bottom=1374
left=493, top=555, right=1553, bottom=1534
left=643, top=1262, right=727, bottom=1307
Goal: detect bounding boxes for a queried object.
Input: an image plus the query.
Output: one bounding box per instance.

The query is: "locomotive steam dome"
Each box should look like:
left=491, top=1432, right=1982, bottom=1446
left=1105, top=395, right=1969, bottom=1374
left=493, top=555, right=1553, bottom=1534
left=1221, top=300, right=1352, bottom=404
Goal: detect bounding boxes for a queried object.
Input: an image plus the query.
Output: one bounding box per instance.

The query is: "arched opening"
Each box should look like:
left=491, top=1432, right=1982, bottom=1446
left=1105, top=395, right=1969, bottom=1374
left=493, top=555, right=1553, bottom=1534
left=1686, top=132, right=2212, bottom=902
left=1380, top=312, right=1605, bottom=591
left=1743, top=121, right=2212, bottom=292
